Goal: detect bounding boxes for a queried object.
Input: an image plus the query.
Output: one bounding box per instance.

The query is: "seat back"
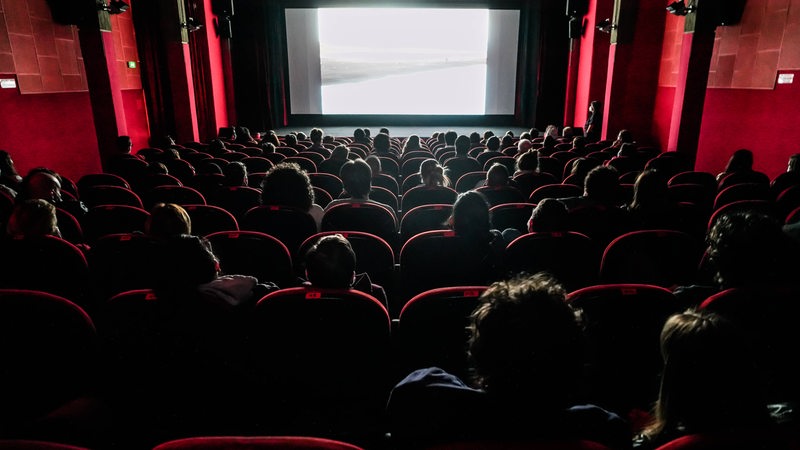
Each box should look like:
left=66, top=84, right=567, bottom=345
left=426, top=440, right=613, bottom=450
left=88, top=233, right=161, bottom=300
left=153, top=436, right=365, bottom=450
left=205, top=231, right=293, bottom=286
left=77, top=173, right=130, bottom=193
left=490, top=202, right=536, bottom=234
left=309, top=172, right=344, bottom=199
left=475, top=186, right=526, bottom=207
left=0, top=236, right=90, bottom=307
left=183, top=204, right=239, bottom=235
left=455, top=171, right=487, bottom=193
left=242, top=205, right=318, bottom=258
left=207, top=185, right=262, bottom=220
left=80, top=185, right=143, bottom=208
left=81, top=205, right=150, bottom=243
left=401, top=185, right=458, bottom=213
left=397, top=286, right=486, bottom=379
left=599, top=230, right=703, bottom=287
left=712, top=183, right=771, bottom=211
left=567, top=284, right=681, bottom=414
left=297, top=231, right=395, bottom=289
left=321, top=202, right=398, bottom=246
left=399, top=204, right=453, bottom=244
left=250, top=288, right=391, bottom=433
left=0, top=290, right=97, bottom=423
left=144, top=185, right=207, bottom=209
left=530, top=184, right=583, bottom=203
left=505, top=231, right=599, bottom=290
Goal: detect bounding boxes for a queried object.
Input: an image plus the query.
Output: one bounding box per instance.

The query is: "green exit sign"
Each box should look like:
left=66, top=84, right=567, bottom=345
left=127, top=61, right=137, bottom=69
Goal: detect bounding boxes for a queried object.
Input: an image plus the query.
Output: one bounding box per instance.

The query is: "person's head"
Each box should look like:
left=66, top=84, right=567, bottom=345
left=444, top=130, right=458, bottom=146
left=630, top=170, right=668, bottom=211
left=296, top=131, right=307, bottom=141
left=157, top=234, right=220, bottom=290
left=583, top=166, right=619, bottom=203
left=486, top=163, right=510, bottom=187
left=20, top=168, right=62, bottom=204
left=309, top=127, right=324, bottom=144
left=787, top=154, right=800, bottom=173
left=647, top=310, right=768, bottom=439
left=323, top=135, right=334, bottom=144
left=519, top=132, right=532, bottom=141
left=615, top=129, right=633, bottom=144
left=0, top=150, right=19, bottom=177
left=363, top=128, right=371, bottom=139
left=707, top=211, right=797, bottom=288
left=261, top=142, right=276, bottom=154
left=146, top=203, right=192, bottom=240
left=208, top=139, right=227, bottom=155
left=373, top=133, right=391, bottom=153
left=517, top=139, right=533, bottom=154
left=449, top=191, right=492, bottom=239
left=339, top=158, right=372, bottom=199
left=260, top=162, right=315, bottom=210
left=265, top=130, right=280, bottom=147
left=562, top=127, right=574, bottom=138
left=542, top=135, right=556, bottom=149
left=196, top=160, right=223, bottom=175
left=353, top=128, right=366, bottom=142
left=469, top=132, right=481, bottom=145
left=516, top=150, right=539, bottom=172
left=222, top=161, right=248, bottom=187
left=724, top=148, right=754, bottom=173
left=115, top=135, right=133, bottom=155
left=379, top=127, right=390, bottom=136
left=528, top=199, right=568, bottom=233
left=403, top=135, right=421, bottom=152
left=149, top=162, right=168, bottom=175
left=284, top=134, right=298, bottom=147
left=331, top=145, right=349, bottom=161
left=589, top=100, right=601, bottom=113
left=364, top=154, right=382, bottom=176
left=304, top=234, right=357, bottom=288
left=419, top=158, right=447, bottom=187
left=501, top=134, right=514, bottom=149
left=572, top=136, right=586, bottom=151
left=544, top=125, right=559, bottom=139
left=455, top=135, right=471, bottom=156
left=483, top=130, right=495, bottom=141
left=486, top=136, right=501, bottom=152
left=218, top=127, right=236, bottom=141
left=236, top=127, right=254, bottom=142
left=468, top=273, right=583, bottom=403
left=6, top=199, right=60, bottom=238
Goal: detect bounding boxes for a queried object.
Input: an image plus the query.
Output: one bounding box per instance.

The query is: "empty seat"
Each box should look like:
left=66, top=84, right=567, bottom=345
left=0, top=236, right=90, bottom=308
left=240, top=156, right=274, bottom=173
left=284, top=156, right=317, bottom=173
left=401, top=185, right=458, bottom=213
left=77, top=173, right=130, bottom=193
left=668, top=171, right=717, bottom=192
left=309, top=172, right=344, bottom=199
left=455, top=171, right=487, bottom=193
left=55, top=207, right=85, bottom=244
left=530, top=184, right=583, bottom=203
left=183, top=204, right=239, bottom=236
left=205, top=230, right=294, bottom=286
left=717, top=170, right=770, bottom=190
left=144, top=185, right=207, bottom=209
left=249, top=287, right=391, bottom=438
left=396, top=286, right=486, bottom=379
left=81, top=205, right=150, bottom=243
left=79, top=185, right=143, bottom=208
left=599, top=230, right=703, bottom=288
left=475, top=185, right=526, bottom=207
left=399, top=204, right=453, bottom=244
left=0, top=440, right=89, bottom=450
left=712, top=183, right=771, bottom=211
left=0, top=289, right=97, bottom=425
left=88, top=233, right=161, bottom=300
left=207, top=185, right=262, bottom=220
left=321, top=202, right=398, bottom=247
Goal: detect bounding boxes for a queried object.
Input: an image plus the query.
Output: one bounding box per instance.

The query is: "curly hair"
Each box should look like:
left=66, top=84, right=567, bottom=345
left=260, top=162, right=315, bottom=211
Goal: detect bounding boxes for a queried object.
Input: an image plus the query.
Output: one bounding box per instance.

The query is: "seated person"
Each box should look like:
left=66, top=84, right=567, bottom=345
left=528, top=198, right=569, bottom=233
left=318, top=145, right=350, bottom=176
left=5, top=198, right=61, bottom=239
left=325, top=158, right=397, bottom=222
left=17, top=168, right=88, bottom=218
left=387, top=273, right=629, bottom=449
left=261, top=162, right=325, bottom=229
left=302, top=234, right=388, bottom=311
left=476, top=163, right=525, bottom=207
left=145, top=202, right=191, bottom=241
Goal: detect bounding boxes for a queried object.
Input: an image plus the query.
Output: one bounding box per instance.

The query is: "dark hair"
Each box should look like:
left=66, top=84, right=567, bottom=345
left=528, top=198, right=568, bottom=232
left=373, top=133, right=391, bottom=153
left=146, top=203, right=192, bottom=240
left=501, top=135, right=514, bottom=149
left=584, top=166, right=619, bottom=203
left=207, top=139, right=227, bottom=155
left=724, top=148, right=754, bottom=173
left=486, top=136, right=501, bottom=152
left=450, top=191, right=492, bottom=239
left=222, top=161, right=248, bottom=187
left=516, top=150, right=539, bottom=172
left=339, top=159, right=372, bottom=199
left=156, top=234, right=219, bottom=289
left=310, top=128, right=324, bottom=144
left=643, top=310, right=769, bottom=441
left=630, top=170, right=668, bottom=211
left=468, top=273, right=582, bottom=403
left=469, top=132, right=481, bottom=144
left=444, top=130, right=458, bottom=146
left=707, top=211, right=796, bottom=288
left=364, top=155, right=382, bottom=175
left=6, top=198, right=59, bottom=238
left=260, top=162, right=315, bottom=210
left=486, top=163, right=509, bottom=187
left=116, top=135, right=133, bottom=153
left=0, top=150, right=19, bottom=177
left=304, top=234, right=357, bottom=288
left=419, top=158, right=447, bottom=187
left=331, top=145, right=349, bottom=161
left=455, top=135, right=471, bottom=156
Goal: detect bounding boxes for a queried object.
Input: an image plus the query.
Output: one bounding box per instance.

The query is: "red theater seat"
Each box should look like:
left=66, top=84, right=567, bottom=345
left=153, top=436, right=365, bottom=450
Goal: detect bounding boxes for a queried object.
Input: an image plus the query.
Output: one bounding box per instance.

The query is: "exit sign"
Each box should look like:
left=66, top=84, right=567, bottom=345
left=127, top=61, right=137, bottom=69
left=778, top=73, right=794, bottom=84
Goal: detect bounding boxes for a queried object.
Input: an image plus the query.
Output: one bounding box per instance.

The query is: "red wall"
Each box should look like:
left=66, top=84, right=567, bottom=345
left=204, top=0, right=228, bottom=133
left=652, top=86, right=675, bottom=151
left=0, top=80, right=102, bottom=182
left=696, top=69, right=800, bottom=179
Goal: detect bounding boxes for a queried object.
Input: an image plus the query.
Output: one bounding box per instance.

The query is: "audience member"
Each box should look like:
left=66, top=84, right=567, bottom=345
left=444, top=135, right=482, bottom=185
left=528, top=198, right=569, bottom=233
left=626, top=170, right=679, bottom=231
left=318, top=145, right=350, bottom=176
left=478, top=163, right=525, bottom=207
left=584, top=100, right=602, bottom=142
left=260, top=162, right=324, bottom=229
left=372, top=132, right=396, bottom=156
left=5, top=198, right=61, bottom=239
left=388, top=273, right=629, bottom=448
left=145, top=203, right=191, bottom=241
left=326, top=158, right=396, bottom=220
left=222, top=161, right=248, bottom=187
left=305, top=128, right=331, bottom=157
left=234, top=126, right=259, bottom=146
left=402, top=135, right=423, bottom=153
left=18, top=168, right=88, bottom=218
left=302, top=234, right=388, bottom=310
left=633, top=310, right=773, bottom=449
left=0, top=150, right=22, bottom=194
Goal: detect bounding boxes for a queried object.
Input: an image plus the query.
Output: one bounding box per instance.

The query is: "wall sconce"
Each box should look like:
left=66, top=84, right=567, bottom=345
left=596, top=18, right=617, bottom=33
left=666, top=1, right=696, bottom=16
left=98, top=0, right=129, bottom=15
left=181, top=17, right=204, bottom=32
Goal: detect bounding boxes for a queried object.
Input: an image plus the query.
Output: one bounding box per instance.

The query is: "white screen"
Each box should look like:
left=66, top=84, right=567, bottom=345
left=286, top=8, right=520, bottom=115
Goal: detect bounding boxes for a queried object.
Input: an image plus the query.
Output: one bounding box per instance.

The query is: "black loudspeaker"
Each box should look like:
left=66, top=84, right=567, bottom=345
left=715, top=0, right=746, bottom=26
left=568, top=16, right=583, bottom=39
left=566, top=0, right=588, bottom=17
left=217, top=16, right=233, bottom=39
left=212, top=0, right=234, bottom=17
left=45, top=0, right=90, bottom=25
